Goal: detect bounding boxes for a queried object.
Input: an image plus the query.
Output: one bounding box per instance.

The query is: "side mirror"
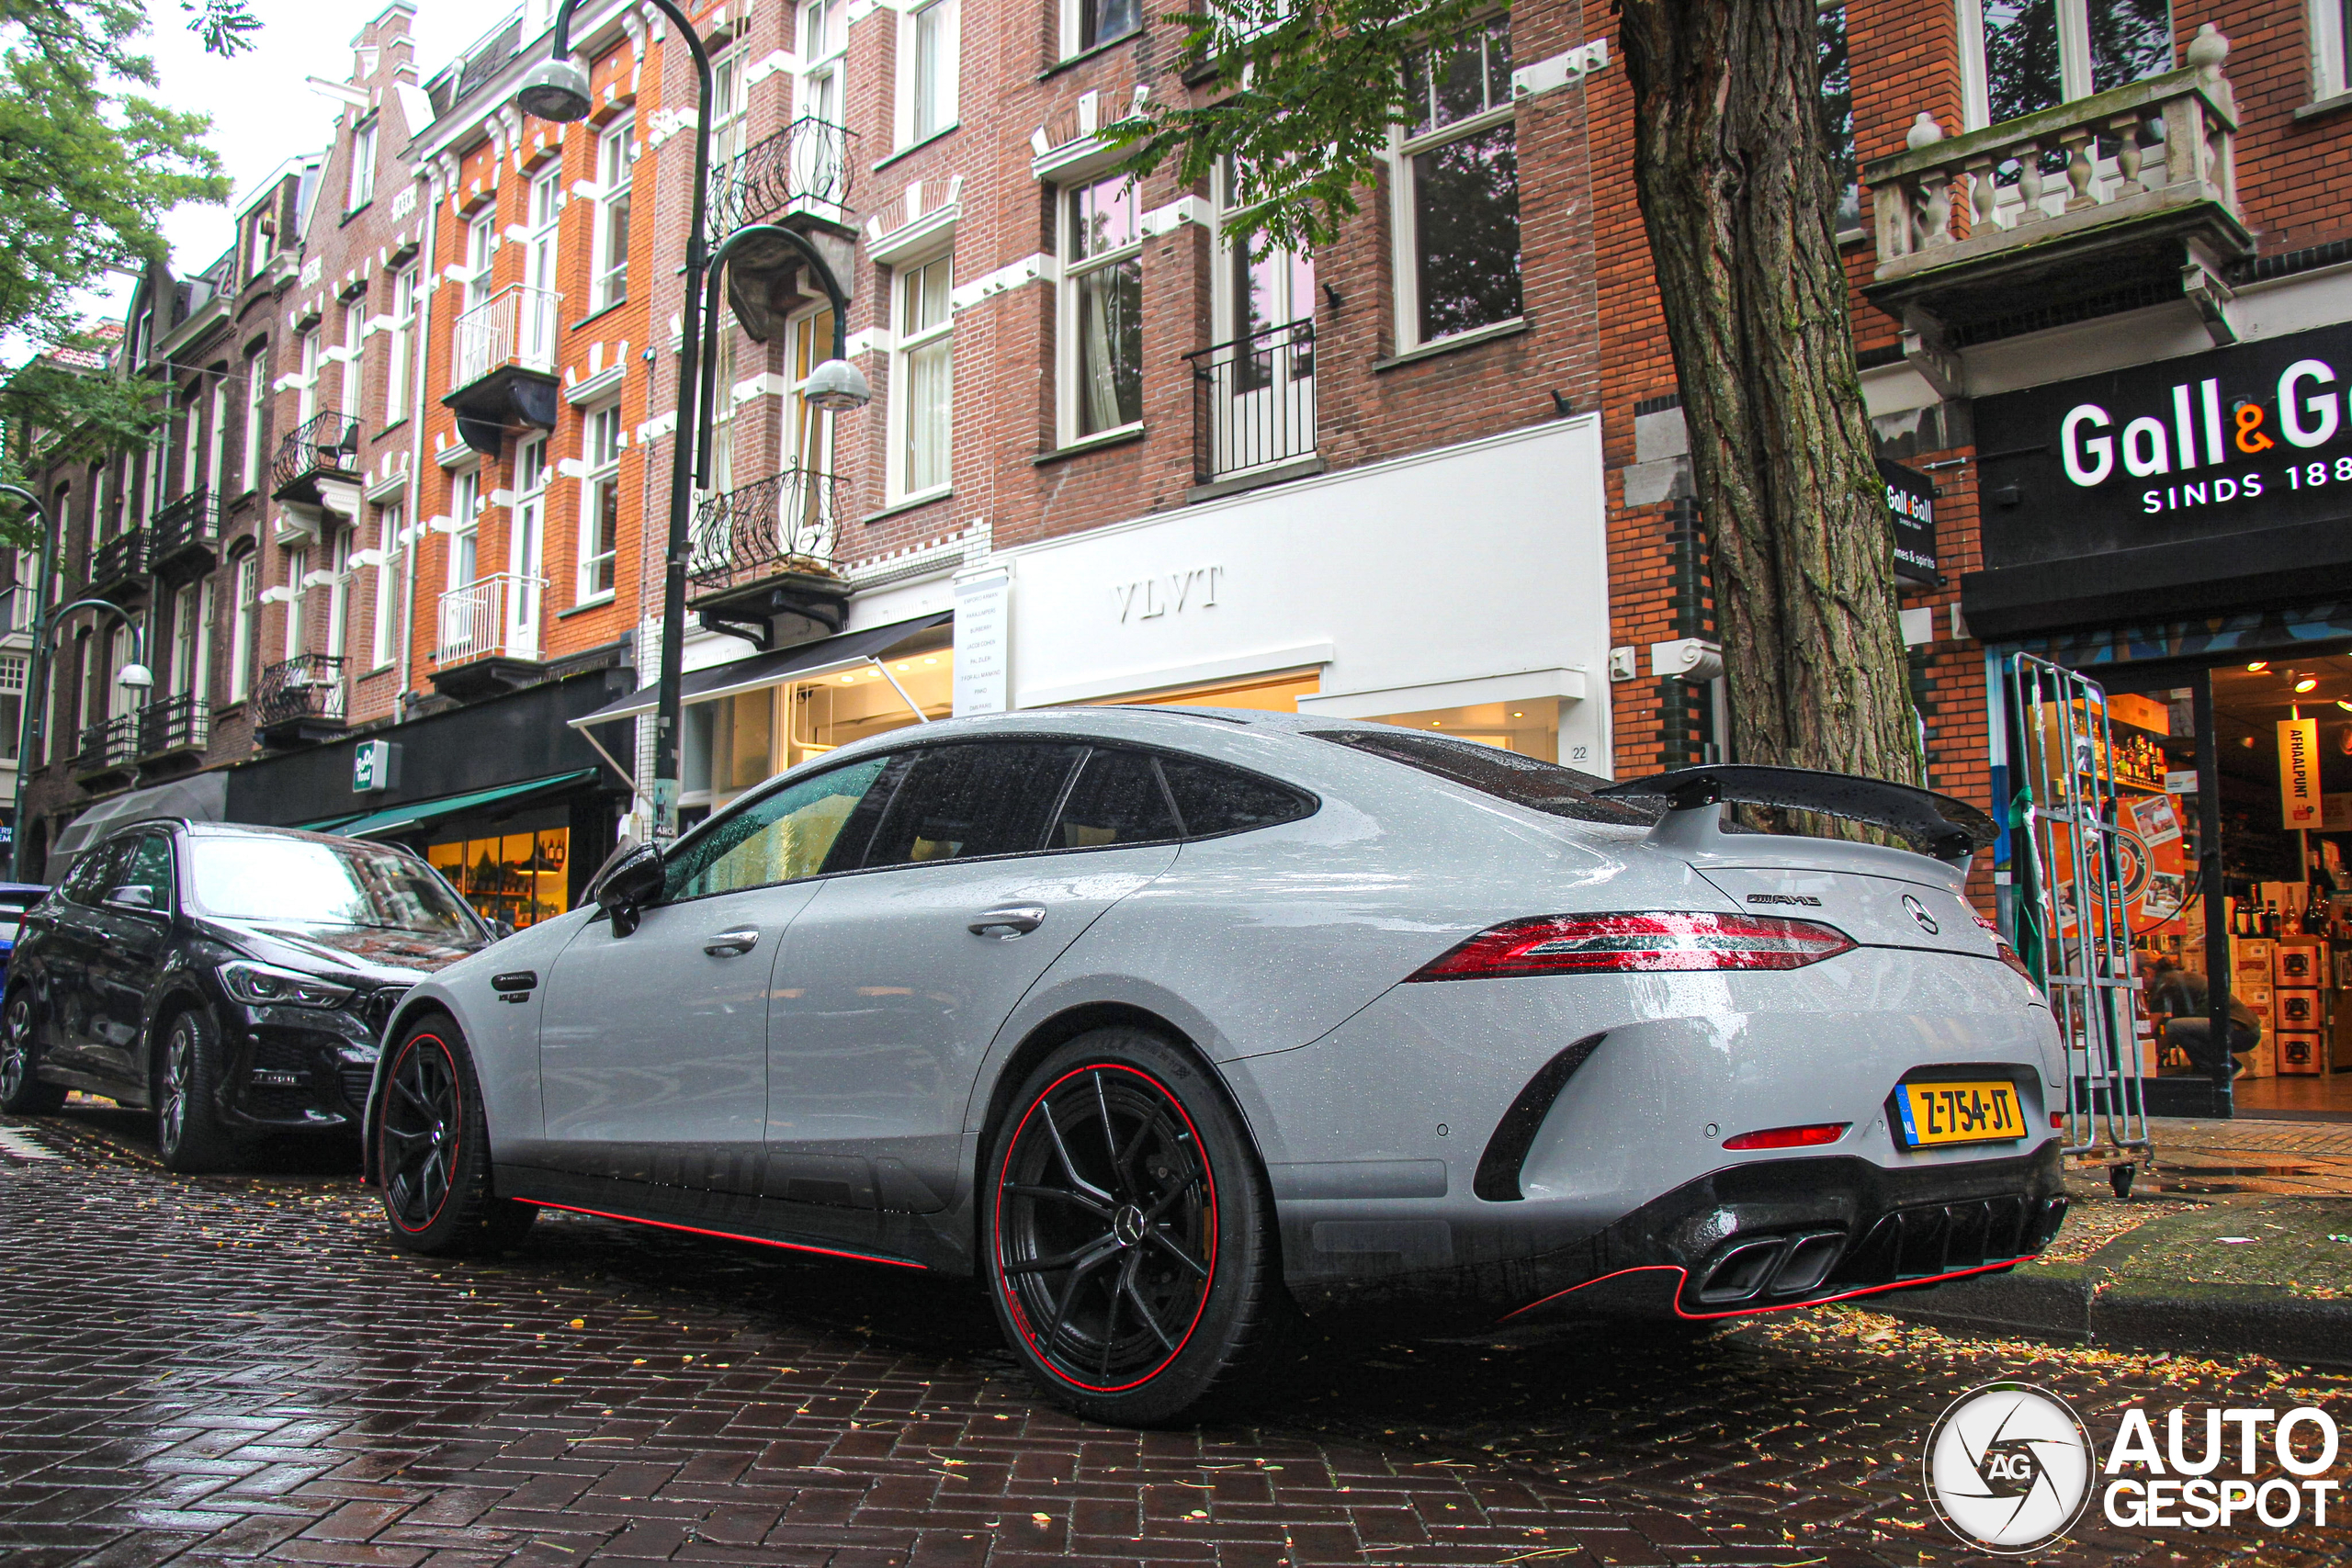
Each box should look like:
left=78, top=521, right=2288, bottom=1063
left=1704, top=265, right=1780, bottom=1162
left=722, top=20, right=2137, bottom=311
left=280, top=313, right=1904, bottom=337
left=592, top=840, right=664, bottom=937
left=106, top=885, right=158, bottom=913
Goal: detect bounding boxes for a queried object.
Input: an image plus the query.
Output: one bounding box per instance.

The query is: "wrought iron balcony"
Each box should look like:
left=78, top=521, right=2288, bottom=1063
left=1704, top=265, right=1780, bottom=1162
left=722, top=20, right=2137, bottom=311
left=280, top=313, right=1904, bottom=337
left=87, top=530, right=147, bottom=597
left=434, top=573, right=544, bottom=669
left=1862, top=26, right=2247, bottom=337
left=76, top=715, right=138, bottom=774
left=687, top=470, right=845, bottom=649
left=1186, top=318, right=1317, bottom=485
left=689, top=469, right=840, bottom=596
left=139, top=693, right=209, bottom=757
left=270, top=411, right=361, bottom=507
left=254, top=653, right=347, bottom=745
left=708, top=117, right=854, bottom=236
left=148, top=488, right=221, bottom=574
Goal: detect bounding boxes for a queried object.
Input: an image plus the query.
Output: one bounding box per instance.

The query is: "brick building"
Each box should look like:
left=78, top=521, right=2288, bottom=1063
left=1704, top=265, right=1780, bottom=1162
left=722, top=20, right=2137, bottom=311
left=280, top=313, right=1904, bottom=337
left=16, top=0, right=2352, bottom=1045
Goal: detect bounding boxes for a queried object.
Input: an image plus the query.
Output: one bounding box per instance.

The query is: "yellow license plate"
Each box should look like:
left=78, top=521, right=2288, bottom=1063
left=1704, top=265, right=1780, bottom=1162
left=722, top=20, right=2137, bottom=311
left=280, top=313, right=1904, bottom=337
left=1895, top=1080, right=2026, bottom=1147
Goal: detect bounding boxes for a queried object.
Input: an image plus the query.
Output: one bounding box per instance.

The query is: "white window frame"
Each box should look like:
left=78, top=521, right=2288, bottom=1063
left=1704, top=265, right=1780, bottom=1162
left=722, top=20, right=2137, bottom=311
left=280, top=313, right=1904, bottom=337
left=1957, top=0, right=2177, bottom=130
left=795, top=0, right=848, bottom=127
left=371, top=504, right=402, bottom=670
left=341, top=298, right=366, bottom=422
left=448, top=468, right=481, bottom=591
left=899, top=0, right=959, bottom=148
left=296, top=328, right=321, bottom=425
left=171, top=582, right=199, bottom=697
left=1059, top=0, right=1141, bottom=61
left=1058, top=175, right=1146, bottom=446
left=385, top=266, right=416, bottom=425
left=347, top=117, right=379, bottom=211
left=578, top=404, right=622, bottom=604
left=889, top=252, right=954, bottom=502
left=228, top=550, right=256, bottom=700
left=325, top=526, right=352, bottom=663
left=282, top=545, right=308, bottom=660
left=179, top=389, right=201, bottom=495
left=710, top=45, right=750, bottom=179
left=241, top=348, right=266, bottom=494
left=462, top=210, right=495, bottom=313
left=591, top=116, right=635, bottom=312
left=2319, top=2, right=2352, bottom=100
left=193, top=578, right=214, bottom=705
left=205, top=377, right=228, bottom=495
left=1386, top=15, right=1521, bottom=354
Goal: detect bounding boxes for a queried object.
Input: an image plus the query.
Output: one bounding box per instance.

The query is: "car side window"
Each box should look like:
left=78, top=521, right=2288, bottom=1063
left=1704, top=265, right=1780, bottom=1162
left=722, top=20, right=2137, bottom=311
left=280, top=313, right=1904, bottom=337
left=61, top=840, right=127, bottom=907
left=859, top=743, right=1086, bottom=869
left=1053, top=747, right=1181, bottom=849
left=116, top=834, right=174, bottom=909
left=1159, top=755, right=1317, bottom=838
left=662, top=755, right=893, bottom=901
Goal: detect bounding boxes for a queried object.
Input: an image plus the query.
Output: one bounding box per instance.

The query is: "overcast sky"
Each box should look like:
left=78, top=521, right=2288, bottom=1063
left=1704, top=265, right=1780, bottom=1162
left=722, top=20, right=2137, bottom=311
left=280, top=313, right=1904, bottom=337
left=77, top=1, right=490, bottom=320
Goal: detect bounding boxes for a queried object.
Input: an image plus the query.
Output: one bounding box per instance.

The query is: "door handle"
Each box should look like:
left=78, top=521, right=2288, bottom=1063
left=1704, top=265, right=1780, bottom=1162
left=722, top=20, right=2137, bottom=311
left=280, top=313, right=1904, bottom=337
left=703, top=927, right=761, bottom=956
left=968, top=906, right=1046, bottom=939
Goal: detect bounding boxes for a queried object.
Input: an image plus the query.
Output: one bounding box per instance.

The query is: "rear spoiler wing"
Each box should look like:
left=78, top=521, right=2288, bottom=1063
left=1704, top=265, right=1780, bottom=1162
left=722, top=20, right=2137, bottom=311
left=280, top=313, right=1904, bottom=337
left=1593, top=764, right=1999, bottom=866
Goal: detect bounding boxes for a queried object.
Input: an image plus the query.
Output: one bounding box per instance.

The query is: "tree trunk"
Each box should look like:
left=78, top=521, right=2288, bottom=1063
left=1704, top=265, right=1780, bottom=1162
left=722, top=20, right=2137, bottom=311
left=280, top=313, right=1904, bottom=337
left=1618, top=0, right=1923, bottom=786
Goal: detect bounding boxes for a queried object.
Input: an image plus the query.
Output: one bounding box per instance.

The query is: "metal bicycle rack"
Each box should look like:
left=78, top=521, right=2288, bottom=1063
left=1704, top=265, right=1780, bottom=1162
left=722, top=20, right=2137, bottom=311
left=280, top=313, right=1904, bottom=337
left=2007, top=652, right=2154, bottom=1195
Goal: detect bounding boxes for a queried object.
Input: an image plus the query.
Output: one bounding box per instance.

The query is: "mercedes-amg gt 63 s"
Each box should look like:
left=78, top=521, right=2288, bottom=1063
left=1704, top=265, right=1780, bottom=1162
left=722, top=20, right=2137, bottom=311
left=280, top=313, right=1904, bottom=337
left=364, top=707, right=2067, bottom=1424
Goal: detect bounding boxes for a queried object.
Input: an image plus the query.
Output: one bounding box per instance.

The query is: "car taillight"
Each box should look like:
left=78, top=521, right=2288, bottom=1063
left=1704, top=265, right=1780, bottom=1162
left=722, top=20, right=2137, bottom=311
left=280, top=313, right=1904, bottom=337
left=1723, top=1122, right=1849, bottom=1151
left=1996, top=939, right=2041, bottom=994
left=1407, top=911, right=1857, bottom=980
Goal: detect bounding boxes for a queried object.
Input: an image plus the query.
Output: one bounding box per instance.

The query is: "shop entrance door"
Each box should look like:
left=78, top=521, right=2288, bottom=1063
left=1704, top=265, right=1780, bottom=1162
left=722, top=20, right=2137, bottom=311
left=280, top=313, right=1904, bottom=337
left=2007, top=653, right=2154, bottom=1179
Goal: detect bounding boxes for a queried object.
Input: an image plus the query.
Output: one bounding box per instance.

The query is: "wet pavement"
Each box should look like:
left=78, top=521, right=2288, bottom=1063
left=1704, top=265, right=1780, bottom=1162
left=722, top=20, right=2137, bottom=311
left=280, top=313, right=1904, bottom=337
left=5, top=1105, right=2351, bottom=1567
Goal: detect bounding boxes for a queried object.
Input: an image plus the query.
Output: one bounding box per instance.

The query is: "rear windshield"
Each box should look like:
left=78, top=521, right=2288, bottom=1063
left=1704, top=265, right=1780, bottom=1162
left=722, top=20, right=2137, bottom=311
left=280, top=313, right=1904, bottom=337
left=188, top=837, right=486, bottom=940
left=1309, top=730, right=1659, bottom=827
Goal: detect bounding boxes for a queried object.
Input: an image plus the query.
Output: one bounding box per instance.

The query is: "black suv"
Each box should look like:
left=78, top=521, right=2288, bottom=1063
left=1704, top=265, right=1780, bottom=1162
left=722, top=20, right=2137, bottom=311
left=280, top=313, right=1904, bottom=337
left=0, top=819, right=492, bottom=1170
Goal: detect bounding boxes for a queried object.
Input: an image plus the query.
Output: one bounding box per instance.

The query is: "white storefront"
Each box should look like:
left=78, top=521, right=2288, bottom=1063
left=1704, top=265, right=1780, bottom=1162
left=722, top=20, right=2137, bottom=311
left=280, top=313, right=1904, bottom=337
left=957, top=414, right=1613, bottom=771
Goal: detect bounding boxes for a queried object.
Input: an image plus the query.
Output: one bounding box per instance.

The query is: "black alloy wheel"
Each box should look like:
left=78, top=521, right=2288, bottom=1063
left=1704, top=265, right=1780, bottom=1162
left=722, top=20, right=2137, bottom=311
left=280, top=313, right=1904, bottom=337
left=155, top=1009, right=239, bottom=1173
left=985, top=1028, right=1282, bottom=1425
left=0, top=990, right=65, bottom=1114
left=376, top=1020, right=536, bottom=1255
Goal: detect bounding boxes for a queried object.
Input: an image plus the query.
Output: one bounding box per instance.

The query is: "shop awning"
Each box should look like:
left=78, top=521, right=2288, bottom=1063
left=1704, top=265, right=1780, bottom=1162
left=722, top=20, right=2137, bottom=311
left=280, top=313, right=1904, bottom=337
left=321, top=769, right=602, bottom=842
left=567, top=612, right=953, bottom=729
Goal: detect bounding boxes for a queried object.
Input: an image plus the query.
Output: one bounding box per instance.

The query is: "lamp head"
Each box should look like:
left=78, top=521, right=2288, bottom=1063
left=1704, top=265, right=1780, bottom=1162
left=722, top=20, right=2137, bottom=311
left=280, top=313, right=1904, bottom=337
left=804, top=358, right=872, bottom=412
left=516, top=57, right=594, bottom=123
left=117, top=662, right=154, bottom=692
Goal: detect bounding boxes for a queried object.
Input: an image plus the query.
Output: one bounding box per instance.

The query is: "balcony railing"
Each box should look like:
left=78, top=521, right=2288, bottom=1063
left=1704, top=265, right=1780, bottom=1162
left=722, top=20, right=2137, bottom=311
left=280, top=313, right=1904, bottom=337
left=1187, top=318, right=1317, bottom=484
left=708, top=118, right=854, bottom=235
left=139, top=693, right=210, bottom=756
left=1864, top=32, right=2240, bottom=297
left=76, top=714, right=137, bottom=773
left=435, top=573, right=545, bottom=667
left=254, top=653, right=347, bottom=732
left=149, top=488, right=222, bottom=570
left=688, top=469, right=840, bottom=598
left=452, top=283, right=560, bottom=392
left=88, top=529, right=147, bottom=592
left=271, top=410, right=360, bottom=501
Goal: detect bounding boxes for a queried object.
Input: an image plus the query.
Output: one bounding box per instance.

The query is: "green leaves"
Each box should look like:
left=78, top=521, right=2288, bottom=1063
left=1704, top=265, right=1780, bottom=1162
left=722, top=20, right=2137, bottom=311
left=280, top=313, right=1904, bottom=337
left=1110, top=0, right=1500, bottom=258
left=182, top=0, right=261, bottom=60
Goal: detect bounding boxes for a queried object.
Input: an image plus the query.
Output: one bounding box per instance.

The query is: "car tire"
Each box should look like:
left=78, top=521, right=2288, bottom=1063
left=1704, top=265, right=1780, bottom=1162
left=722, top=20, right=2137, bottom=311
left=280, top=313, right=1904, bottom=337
left=155, top=1008, right=242, bottom=1174
left=0, top=988, right=67, bottom=1114
left=375, top=1017, right=537, bottom=1256
left=983, top=1027, right=1283, bottom=1427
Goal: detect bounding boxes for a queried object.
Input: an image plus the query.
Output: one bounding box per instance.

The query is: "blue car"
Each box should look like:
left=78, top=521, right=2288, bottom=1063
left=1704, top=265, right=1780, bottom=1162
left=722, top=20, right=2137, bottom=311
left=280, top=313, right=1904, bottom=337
left=0, top=882, right=48, bottom=987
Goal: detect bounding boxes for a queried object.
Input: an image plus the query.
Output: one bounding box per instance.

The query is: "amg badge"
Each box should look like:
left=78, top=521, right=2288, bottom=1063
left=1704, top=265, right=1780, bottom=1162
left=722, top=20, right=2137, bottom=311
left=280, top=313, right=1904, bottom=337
left=1746, top=893, right=1824, bottom=907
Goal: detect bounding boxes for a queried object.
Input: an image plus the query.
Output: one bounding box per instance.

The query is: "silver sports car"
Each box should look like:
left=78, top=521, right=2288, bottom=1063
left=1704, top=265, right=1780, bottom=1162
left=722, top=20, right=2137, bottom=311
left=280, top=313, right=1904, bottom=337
left=368, top=707, right=2066, bottom=1424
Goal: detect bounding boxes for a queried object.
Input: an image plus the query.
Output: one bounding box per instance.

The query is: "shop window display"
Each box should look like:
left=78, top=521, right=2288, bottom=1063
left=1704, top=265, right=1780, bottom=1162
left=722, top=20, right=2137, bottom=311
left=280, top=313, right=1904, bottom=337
left=427, top=829, right=570, bottom=931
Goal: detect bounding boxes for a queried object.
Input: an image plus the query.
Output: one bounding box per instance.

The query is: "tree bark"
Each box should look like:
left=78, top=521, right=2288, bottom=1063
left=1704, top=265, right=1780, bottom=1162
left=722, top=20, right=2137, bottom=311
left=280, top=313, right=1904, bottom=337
left=1618, top=0, right=1923, bottom=786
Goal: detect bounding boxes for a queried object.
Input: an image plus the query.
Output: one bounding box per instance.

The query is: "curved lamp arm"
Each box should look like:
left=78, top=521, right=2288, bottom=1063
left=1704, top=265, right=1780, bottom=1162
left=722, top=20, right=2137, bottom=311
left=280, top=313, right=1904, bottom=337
left=695, top=223, right=855, bottom=489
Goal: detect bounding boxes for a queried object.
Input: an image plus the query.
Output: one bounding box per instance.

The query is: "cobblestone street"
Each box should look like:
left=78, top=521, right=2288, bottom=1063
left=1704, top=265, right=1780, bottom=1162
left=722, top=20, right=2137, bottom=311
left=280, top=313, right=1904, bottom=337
left=4, top=1107, right=2347, bottom=1568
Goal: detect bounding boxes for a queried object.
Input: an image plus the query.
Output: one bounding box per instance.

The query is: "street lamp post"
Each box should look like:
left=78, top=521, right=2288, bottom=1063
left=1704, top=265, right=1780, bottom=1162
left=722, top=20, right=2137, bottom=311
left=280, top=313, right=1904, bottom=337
left=691, top=222, right=870, bottom=492
left=0, top=485, right=153, bottom=880
left=524, top=2, right=870, bottom=839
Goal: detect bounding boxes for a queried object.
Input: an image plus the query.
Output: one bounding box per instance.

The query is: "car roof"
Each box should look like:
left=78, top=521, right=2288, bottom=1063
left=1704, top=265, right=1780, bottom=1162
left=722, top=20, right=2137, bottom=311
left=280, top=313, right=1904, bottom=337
left=106, top=818, right=414, bottom=852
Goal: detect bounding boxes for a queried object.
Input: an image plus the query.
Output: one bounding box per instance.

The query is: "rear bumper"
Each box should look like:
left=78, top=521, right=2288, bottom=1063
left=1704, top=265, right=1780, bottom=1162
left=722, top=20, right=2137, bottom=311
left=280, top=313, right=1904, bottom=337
left=1283, top=1141, right=2065, bottom=1325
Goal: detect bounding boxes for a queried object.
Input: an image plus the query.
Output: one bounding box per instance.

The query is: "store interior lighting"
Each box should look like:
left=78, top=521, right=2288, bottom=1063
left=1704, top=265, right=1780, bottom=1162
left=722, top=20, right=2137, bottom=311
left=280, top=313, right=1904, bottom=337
left=2248, top=660, right=2270, bottom=671
left=2298, top=676, right=2320, bottom=693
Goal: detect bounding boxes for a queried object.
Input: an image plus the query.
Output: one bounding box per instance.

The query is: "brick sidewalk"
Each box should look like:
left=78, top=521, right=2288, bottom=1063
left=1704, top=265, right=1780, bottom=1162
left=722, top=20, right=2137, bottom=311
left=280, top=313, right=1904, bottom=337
left=5, top=1110, right=2346, bottom=1566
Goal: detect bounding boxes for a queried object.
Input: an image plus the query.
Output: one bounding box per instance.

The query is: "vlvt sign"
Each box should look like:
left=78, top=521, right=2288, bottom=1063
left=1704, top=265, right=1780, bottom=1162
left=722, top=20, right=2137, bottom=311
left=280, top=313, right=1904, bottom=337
left=1116, top=565, right=1225, bottom=623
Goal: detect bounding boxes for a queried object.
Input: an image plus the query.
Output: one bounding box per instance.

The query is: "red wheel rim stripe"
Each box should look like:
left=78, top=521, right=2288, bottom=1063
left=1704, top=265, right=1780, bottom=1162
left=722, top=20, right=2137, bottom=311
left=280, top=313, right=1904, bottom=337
left=380, top=1032, right=459, bottom=1235
left=992, top=1062, right=1220, bottom=1394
